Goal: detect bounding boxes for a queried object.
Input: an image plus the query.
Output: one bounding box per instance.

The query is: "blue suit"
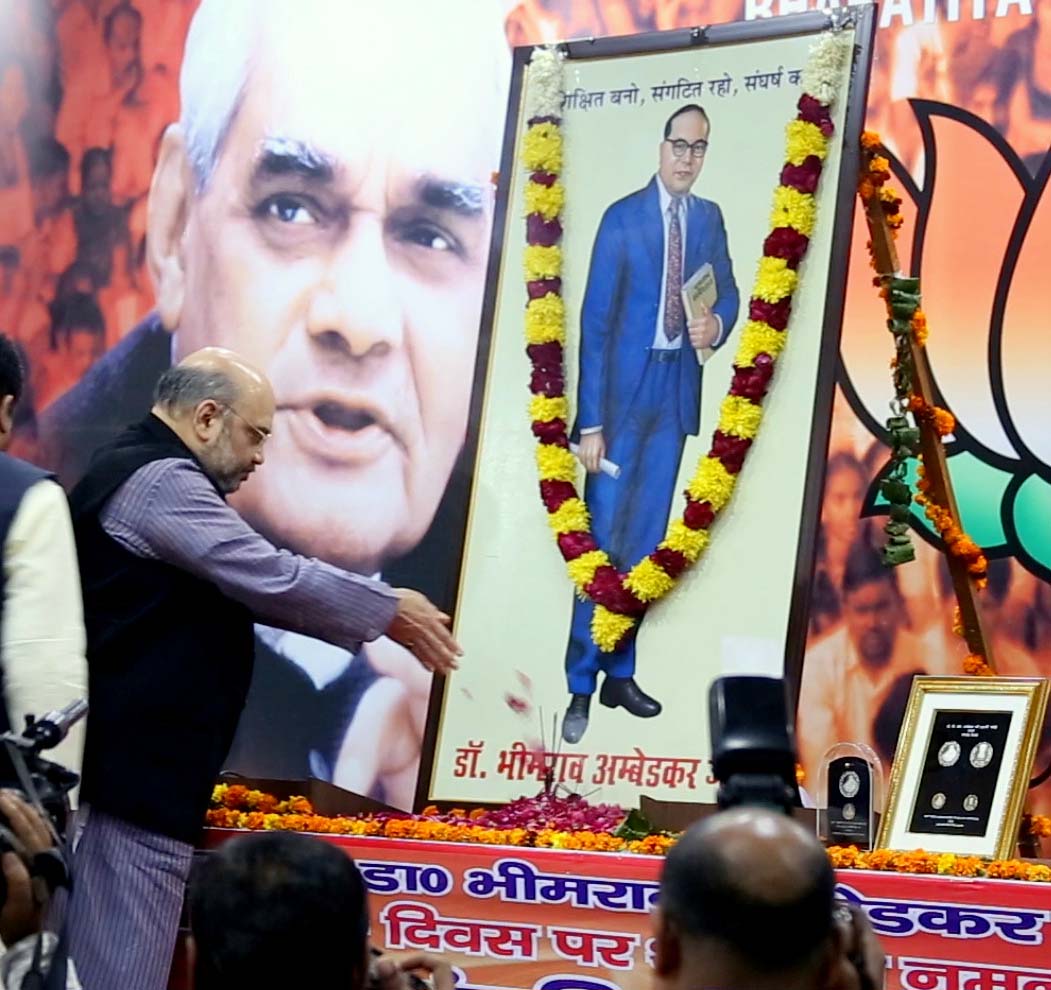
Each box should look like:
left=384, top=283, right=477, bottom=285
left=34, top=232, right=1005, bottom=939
left=565, top=175, right=739, bottom=695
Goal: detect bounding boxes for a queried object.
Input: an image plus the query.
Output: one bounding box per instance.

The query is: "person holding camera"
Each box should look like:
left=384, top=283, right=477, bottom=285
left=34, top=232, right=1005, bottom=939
left=189, top=830, right=451, bottom=990
left=0, top=336, right=87, bottom=781
left=0, top=790, right=80, bottom=989
left=652, top=806, right=885, bottom=990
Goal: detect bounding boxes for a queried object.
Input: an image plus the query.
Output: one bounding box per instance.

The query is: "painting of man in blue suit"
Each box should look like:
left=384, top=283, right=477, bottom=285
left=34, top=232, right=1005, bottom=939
left=563, top=104, right=740, bottom=744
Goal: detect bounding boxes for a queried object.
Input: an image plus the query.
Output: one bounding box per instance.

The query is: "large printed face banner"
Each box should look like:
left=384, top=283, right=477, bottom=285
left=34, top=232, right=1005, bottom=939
left=0, top=0, right=1048, bottom=814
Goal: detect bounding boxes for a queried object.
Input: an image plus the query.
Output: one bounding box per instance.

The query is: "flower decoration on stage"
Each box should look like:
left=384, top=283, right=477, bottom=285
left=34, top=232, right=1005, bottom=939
left=209, top=785, right=1051, bottom=875
left=522, top=34, right=853, bottom=652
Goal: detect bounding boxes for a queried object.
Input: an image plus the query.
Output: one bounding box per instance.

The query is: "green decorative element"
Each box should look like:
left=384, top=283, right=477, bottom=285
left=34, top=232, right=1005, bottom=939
left=1010, top=473, right=1051, bottom=574
left=614, top=808, right=657, bottom=841
left=877, top=275, right=926, bottom=568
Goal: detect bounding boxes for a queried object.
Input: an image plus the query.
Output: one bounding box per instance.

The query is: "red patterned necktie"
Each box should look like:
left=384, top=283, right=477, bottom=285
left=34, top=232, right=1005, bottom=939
left=664, top=197, right=684, bottom=342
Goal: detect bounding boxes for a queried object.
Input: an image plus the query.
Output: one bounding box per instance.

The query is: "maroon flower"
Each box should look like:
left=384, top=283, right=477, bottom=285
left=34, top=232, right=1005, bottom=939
left=527, top=115, right=561, bottom=128
left=711, top=430, right=753, bottom=474
left=530, top=170, right=557, bottom=187
left=749, top=297, right=792, bottom=331
left=683, top=498, right=715, bottom=530
left=651, top=547, right=688, bottom=579
left=558, top=531, right=597, bottom=559
left=532, top=418, right=568, bottom=443
left=586, top=566, right=646, bottom=616
left=527, top=278, right=562, bottom=300
left=527, top=214, right=563, bottom=247
left=540, top=479, right=577, bottom=512
left=763, top=227, right=811, bottom=268
left=796, top=94, right=834, bottom=136
left=530, top=369, right=564, bottom=398
left=527, top=340, right=563, bottom=371
left=729, top=361, right=775, bottom=401
left=780, top=157, right=823, bottom=195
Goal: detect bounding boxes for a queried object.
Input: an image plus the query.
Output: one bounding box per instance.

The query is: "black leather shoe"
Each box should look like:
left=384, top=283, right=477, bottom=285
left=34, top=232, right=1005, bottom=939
left=562, top=694, right=592, bottom=744
left=599, top=677, right=662, bottom=717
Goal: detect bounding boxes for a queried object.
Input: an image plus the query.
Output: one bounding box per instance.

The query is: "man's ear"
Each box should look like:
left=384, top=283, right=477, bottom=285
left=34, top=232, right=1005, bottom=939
left=653, top=907, right=682, bottom=979
left=147, top=124, right=193, bottom=333
left=0, top=394, right=15, bottom=449
left=193, top=399, right=225, bottom=441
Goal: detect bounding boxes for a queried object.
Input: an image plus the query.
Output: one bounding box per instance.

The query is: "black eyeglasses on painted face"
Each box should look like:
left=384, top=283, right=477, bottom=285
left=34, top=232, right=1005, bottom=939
left=666, top=138, right=708, bottom=159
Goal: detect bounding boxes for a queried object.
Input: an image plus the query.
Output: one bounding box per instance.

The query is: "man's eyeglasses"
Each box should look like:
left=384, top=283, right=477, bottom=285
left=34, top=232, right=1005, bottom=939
left=224, top=405, right=271, bottom=446
left=666, top=138, right=708, bottom=160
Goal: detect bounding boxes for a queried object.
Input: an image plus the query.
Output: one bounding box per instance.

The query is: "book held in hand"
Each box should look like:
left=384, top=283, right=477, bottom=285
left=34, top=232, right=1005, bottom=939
left=681, top=261, right=717, bottom=364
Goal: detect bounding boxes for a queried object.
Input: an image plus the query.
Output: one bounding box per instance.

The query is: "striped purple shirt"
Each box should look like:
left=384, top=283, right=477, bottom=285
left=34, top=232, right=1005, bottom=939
left=99, top=458, right=398, bottom=650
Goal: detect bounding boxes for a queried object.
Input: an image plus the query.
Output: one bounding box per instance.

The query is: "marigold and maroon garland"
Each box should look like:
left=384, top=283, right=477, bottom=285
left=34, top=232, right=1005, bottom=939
left=522, top=35, right=853, bottom=653
left=858, top=134, right=991, bottom=676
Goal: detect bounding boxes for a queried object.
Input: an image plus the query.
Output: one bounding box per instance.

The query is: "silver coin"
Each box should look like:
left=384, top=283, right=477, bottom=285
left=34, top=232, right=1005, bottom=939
left=963, top=794, right=979, bottom=812
left=970, top=742, right=994, bottom=769
left=931, top=792, right=946, bottom=810
left=938, top=741, right=961, bottom=767
left=839, top=770, right=861, bottom=799
left=842, top=802, right=856, bottom=821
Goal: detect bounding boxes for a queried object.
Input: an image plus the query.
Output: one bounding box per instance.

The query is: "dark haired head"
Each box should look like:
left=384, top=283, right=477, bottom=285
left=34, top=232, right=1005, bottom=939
left=0, top=333, right=24, bottom=406
left=189, top=832, right=370, bottom=990
left=663, top=103, right=710, bottom=140
left=50, top=292, right=104, bottom=350
left=103, top=2, right=143, bottom=44
left=80, top=147, right=112, bottom=190
left=658, top=808, right=835, bottom=978
left=842, top=538, right=898, bottom=598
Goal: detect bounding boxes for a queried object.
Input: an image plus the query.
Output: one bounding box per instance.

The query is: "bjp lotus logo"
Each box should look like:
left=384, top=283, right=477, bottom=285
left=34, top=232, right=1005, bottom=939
left=843, top=101, right=1050, bottom=582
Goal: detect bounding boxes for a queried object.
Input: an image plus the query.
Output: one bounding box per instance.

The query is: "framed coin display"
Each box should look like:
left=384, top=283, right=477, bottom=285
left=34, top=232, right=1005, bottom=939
left=877, top=677, right=1050, bottom=860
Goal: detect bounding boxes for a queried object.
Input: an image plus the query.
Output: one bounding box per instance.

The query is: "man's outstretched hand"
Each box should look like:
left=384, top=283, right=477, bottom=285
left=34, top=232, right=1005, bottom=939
left=387, top=589, right=462, bottom=675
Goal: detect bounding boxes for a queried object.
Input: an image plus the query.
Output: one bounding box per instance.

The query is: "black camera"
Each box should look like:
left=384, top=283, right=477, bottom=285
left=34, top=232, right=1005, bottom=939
left=0, top=699, right=88, bottom=899
left=708, top=675, right=801, bottom=814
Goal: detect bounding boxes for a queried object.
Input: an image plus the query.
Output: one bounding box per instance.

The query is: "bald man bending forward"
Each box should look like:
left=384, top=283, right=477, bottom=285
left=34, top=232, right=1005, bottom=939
left=66, top=349, right=459, bottom=990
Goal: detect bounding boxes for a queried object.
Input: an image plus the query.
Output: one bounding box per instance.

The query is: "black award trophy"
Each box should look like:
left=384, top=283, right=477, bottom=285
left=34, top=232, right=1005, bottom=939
left=818, top=743, right=883, bottom=850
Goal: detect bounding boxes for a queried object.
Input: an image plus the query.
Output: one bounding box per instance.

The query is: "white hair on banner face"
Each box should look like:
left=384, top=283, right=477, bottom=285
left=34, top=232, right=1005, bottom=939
left=179, top=0, right=512, bottom=191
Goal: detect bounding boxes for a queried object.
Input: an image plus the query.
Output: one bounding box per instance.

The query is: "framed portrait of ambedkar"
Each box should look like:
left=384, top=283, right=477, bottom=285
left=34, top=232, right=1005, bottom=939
left=420, top=8, right=877, bottom=807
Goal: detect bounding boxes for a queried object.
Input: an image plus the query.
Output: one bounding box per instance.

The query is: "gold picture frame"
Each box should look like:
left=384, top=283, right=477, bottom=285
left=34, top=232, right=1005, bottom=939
left=877, top=676, right=1049, bottom=860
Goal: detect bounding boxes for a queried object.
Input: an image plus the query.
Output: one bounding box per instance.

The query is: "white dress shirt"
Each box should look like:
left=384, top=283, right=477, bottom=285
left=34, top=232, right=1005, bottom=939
left=1, top=479, right=87, bottom=776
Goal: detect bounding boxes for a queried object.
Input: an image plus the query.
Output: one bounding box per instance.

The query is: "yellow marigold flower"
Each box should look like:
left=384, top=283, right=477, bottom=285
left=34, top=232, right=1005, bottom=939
left=529, top=395, right=568, bottom=423
left=524, top=245, right=562, bottom=281
left=660, top=520, right=710, bottom=562
left=686, top=456, right=736, bottom=511
left=735, top=320, right=788, bottom=366
left=524, top=293, right=566, bottom=345
left=522, top=123, right=563, bottom=173
left=548, top=497, right=590, bottom=535
left=718, top=395, right=763, bottom=439
left=625, top=557, right=675, bottom=602
left=565, top=549, right=609, bottom=588
left=524, top=180, right=565, bottom=220
left=536, top=443, right=577, bottom=481
left=753, top=256, right=799, bottom=303
left=591, top=605, right=635, bottom=653
left=771, top=185, right=816, bottom=236
left=785, top=120, right=828, bottom=165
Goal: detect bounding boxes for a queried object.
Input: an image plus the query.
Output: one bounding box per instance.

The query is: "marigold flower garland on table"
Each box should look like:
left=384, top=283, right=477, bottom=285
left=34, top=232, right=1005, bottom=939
left=208, top=785, right=1051, bottom=876
left=858, top=133, right=991, bottom=675
left=523, top=34, right=853, bottom=652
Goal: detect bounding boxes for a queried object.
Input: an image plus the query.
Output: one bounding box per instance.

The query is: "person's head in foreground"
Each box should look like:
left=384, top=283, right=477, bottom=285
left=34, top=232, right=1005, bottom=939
left=654, top=807, right=885, bottom=990
left=0, top=333, right=25, bottom=453
left=151, top=347, right=274, bottom=495
left=188, top=831, right=369, bottom=989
